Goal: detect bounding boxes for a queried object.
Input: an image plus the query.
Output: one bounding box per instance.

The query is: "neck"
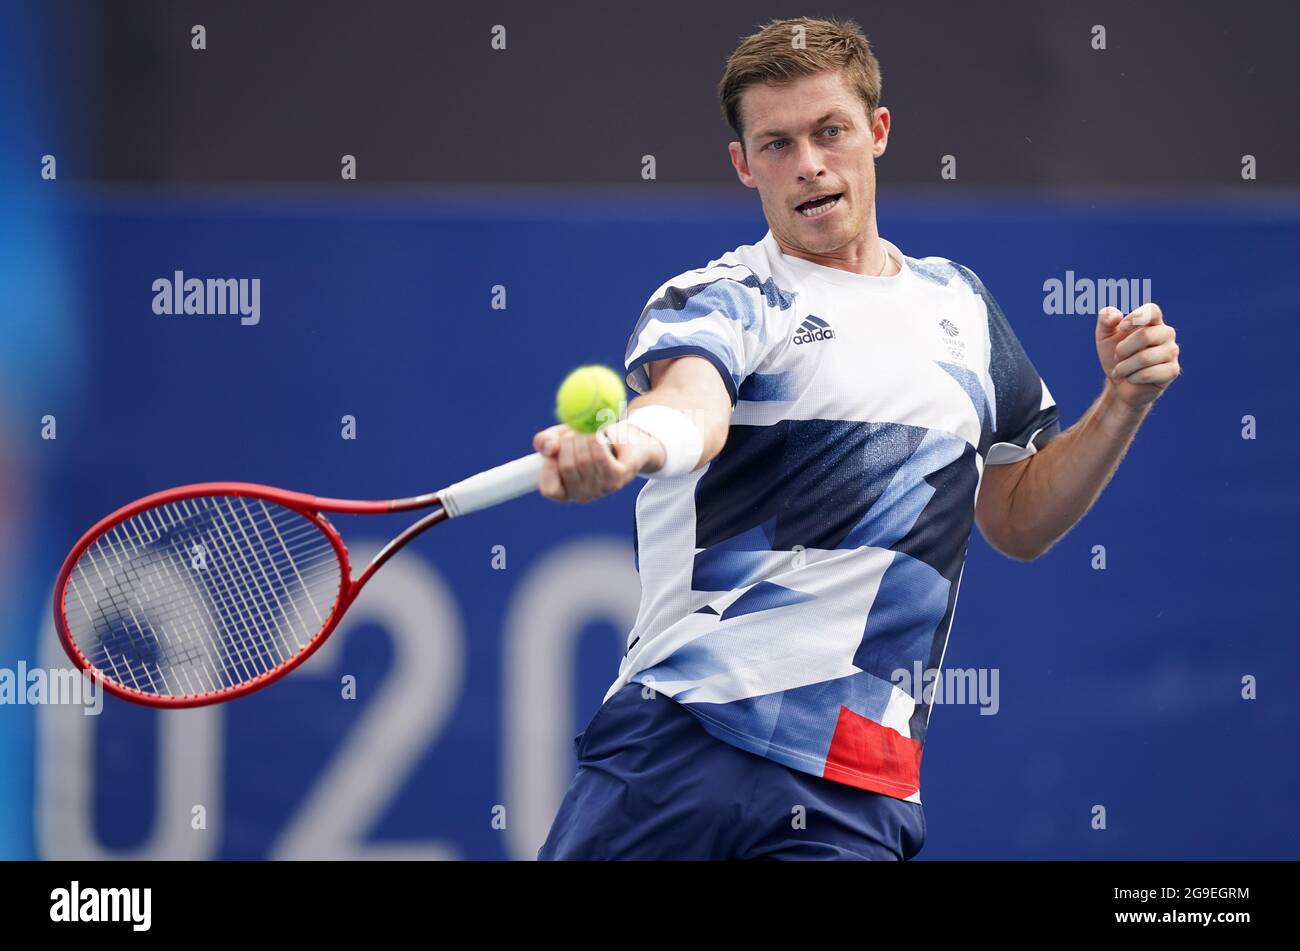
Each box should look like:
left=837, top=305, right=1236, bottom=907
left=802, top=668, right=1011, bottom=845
left=773, top=227, right=894, bottom=277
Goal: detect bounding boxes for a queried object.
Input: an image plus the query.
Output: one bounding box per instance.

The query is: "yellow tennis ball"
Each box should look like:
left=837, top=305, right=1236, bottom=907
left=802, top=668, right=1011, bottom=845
left=555, top=365, right=627, bottom=434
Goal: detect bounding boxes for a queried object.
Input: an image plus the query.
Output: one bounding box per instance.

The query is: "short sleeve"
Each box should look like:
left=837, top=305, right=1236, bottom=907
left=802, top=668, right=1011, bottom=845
left=959, top=266, right=1061, bottom=465
left=623, top=267, right=767, bottom=408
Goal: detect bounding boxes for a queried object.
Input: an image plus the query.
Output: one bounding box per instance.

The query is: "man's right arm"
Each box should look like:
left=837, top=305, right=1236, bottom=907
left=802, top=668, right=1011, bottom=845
left=533, top=354, right=733, bottom=503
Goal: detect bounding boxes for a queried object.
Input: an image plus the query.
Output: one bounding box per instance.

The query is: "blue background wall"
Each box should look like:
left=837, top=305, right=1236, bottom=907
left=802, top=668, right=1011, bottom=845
left=2, top=190, right=1297, bottom=859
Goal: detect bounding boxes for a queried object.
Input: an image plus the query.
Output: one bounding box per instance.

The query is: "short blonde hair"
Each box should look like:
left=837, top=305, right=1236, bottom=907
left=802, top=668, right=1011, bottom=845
left=718, top=16, right=883, bottom=150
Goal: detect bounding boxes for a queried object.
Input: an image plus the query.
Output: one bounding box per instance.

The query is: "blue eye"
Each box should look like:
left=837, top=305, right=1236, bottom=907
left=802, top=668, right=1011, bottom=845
left=766, top=127, right=841, bottom=151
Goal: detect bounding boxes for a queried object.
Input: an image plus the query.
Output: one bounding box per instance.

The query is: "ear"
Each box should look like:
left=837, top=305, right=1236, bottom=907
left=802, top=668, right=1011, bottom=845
left=872, top=106, right=891, bottom=158
left=728, top=140, right=756, bottom=188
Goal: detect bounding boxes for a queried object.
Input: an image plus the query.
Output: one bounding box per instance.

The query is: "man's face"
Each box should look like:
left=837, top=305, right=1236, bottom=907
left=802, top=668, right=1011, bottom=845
left=728, top=70, right=890, bottom=259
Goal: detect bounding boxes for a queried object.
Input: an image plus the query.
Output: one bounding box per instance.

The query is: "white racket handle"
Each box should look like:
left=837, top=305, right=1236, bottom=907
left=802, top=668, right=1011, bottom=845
left=439, top=452, right=546, bottom=518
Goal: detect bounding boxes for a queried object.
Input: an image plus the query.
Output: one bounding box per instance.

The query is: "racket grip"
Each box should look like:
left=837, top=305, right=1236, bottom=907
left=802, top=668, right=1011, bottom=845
left=439, top=452, right=546, bottom=518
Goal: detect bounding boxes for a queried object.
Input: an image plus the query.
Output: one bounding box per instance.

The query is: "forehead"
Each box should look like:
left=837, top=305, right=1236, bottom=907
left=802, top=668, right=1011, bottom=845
left=740, top=70, right=867, bottom=136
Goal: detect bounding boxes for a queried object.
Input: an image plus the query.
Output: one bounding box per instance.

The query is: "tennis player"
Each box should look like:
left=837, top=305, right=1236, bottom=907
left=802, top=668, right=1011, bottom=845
left=533, top=16, right=1180, bottom=860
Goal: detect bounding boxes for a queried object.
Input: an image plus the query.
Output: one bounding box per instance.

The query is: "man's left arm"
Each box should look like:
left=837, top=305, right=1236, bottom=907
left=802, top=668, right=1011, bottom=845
left=976, top=303, right=1181, bottom=561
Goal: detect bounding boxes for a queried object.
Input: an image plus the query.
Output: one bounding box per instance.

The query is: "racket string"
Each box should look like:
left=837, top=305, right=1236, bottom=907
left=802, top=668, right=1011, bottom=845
left=75, top=505, right=269, bottom=695
left=62, top=495, right=344, bottom=700
left=77, top=499, right=337, bottom=696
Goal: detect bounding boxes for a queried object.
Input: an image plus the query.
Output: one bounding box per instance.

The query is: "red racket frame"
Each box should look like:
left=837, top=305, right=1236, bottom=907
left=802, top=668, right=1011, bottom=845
left=53, top=481, right=450, bottom=709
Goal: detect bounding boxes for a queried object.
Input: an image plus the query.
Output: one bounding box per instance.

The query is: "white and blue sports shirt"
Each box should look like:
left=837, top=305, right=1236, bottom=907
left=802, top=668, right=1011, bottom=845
left=607, top=229, right=1060, bottom=804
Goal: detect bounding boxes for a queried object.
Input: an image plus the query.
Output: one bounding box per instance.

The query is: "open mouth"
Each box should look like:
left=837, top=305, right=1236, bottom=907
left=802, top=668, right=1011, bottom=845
left=796, top=193, right=843, bottom=218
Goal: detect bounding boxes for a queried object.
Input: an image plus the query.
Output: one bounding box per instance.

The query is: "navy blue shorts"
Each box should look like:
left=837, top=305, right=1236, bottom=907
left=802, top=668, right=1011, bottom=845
left=538, top=683, right=927, bottom=861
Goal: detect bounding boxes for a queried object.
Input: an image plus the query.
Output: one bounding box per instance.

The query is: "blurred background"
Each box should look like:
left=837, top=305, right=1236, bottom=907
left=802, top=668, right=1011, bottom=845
left=1, top=0, right=1297, bottom=859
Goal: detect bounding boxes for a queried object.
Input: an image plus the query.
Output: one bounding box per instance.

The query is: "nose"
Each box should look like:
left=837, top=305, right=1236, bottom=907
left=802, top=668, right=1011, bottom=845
left=793, top=138, right=827, bottom=183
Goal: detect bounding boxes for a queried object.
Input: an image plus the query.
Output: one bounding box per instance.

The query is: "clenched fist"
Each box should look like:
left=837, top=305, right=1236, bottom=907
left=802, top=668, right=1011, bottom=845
left=532, top=423, right=664, bottom=503
left=1096, top=303, right=1181, bottom=409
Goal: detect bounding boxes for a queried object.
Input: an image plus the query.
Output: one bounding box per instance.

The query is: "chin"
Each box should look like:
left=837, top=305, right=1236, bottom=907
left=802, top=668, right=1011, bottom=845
left=795, top=220, right=850, bottom=252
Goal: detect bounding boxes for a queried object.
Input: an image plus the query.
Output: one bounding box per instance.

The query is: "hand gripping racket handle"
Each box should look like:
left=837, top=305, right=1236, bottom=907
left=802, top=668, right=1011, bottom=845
left=438, top=452, right=546, bottom=518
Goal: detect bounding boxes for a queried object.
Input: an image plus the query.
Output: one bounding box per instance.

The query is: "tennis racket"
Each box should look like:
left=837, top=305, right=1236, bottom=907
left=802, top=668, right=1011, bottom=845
left=53, top=452, right=545, bottom=708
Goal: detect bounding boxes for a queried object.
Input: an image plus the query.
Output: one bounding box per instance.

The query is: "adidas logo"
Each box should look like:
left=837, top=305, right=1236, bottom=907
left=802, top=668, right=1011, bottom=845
left=939, top=318, right=960, bottom=337
left=792, top=314, right=836, bottom=345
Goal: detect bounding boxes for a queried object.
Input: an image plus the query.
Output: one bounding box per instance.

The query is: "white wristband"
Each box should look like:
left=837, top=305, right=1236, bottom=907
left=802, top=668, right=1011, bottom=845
left=601, top=405, right=704, bottom=478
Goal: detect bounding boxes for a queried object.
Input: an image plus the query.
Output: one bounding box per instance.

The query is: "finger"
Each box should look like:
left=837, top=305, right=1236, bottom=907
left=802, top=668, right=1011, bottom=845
left=1114, top=324, right=1175, bottom=361
left=538, top=457, right=564, bottom=500
left=1118, top=302, right=1164, bottom=332
left=578, top=433, right=622, bottom=497
left=1113, top=341, right=1179, bottom=380
left=1126, top=361, right=1181, bottom=386
left=595, top=427, right=614, bottom=457
left=598, top=422, right=646, bottom=472
left=556, top=432, right=580, bottom=500
left=593, top=428, right=624, bottom=477
left=571, top=432, right=598, bottom=501
left=1096, top=307, right=1124, bottom=341
left=533, top=424, right=566, bottom=456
